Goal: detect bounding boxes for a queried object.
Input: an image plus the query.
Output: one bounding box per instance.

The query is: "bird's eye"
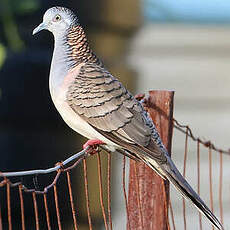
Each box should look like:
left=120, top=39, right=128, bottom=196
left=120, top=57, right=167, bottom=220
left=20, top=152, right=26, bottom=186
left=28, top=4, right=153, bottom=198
left=53, top=14, right=61, bottom=22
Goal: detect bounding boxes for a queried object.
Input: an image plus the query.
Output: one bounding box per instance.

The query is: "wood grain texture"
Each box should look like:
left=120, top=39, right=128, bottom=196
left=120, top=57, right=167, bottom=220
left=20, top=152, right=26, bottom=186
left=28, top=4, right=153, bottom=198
left=128, top=90, right=174, bottom=230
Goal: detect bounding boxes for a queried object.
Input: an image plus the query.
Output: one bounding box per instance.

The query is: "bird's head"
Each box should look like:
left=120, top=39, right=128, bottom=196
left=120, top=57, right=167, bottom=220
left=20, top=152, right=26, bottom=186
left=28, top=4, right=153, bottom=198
left=33, top=6, right=79, bottom=37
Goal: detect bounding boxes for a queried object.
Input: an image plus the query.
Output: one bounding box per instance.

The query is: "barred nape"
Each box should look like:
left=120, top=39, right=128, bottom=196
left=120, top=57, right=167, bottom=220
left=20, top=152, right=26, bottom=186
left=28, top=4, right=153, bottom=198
left=66, top=25, right=103, bottom=67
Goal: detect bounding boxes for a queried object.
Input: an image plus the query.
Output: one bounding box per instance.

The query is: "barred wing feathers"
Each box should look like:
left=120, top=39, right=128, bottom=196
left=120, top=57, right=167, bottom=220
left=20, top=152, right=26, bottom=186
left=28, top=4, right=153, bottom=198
left=67, top=63, right=167, bottom=163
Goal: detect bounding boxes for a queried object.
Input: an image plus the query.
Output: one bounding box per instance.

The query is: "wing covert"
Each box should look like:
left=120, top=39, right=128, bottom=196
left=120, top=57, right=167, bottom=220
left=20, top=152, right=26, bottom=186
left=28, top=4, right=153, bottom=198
left=67, top=63, right=159, bottom=149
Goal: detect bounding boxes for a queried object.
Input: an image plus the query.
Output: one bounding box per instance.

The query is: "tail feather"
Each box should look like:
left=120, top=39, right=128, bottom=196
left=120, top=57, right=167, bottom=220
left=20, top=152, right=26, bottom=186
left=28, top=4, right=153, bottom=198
left=147, top=156, right=224, bottom=230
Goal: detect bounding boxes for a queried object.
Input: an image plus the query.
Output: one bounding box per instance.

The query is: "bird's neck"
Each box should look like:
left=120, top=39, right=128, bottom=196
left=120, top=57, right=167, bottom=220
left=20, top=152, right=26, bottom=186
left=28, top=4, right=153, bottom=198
left=53, top=25, right=101, bottom=69
left=65, top=25, right=102, bottom=66
left=50, top=25, right=102, bottom=94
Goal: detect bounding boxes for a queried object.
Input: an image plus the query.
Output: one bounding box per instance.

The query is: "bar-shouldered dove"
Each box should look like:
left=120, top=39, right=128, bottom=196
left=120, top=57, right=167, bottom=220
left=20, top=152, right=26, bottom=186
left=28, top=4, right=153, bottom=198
left=33, top=7, right=223, bottom=230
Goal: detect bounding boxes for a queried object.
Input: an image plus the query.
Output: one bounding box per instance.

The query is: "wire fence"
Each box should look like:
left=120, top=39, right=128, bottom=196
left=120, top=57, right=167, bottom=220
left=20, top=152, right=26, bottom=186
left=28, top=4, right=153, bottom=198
left=0, top=95, right=229, bottom=229
left=171, top=119, right=229, bottom=230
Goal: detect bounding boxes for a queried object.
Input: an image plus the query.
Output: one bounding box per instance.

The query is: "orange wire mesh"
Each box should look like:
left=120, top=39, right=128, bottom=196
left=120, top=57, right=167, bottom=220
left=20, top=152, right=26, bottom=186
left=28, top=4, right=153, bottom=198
left=171, top=119, right=228, bottom=230
left=219, top=151, right=223, bottom=225
left=43, top=193, right=51, bottom=230
left=7, top=183, right=12, bottom=230
left=32, top=192, right=39, bottom=230
left=107, top=153, right=113, bottom=230
left=83, top=158, right=93, bottom=230
left=0, top=117, right=228, bottom=229
left=197, top=141, right=203, bottom=230
left=66, top=171, right=78, bottom=230
left=19, top=185, right=25, bottom=230
left=96, top=153, right=109, bottom=230
left=182, top=127, right=188, bottom=230
left=208, top=147, right=214, bottom=230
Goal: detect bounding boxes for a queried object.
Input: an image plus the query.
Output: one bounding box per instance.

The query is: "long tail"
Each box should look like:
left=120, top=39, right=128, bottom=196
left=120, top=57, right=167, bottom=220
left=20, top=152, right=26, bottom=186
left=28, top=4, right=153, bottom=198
left=146, top=155, right=224, bottom=230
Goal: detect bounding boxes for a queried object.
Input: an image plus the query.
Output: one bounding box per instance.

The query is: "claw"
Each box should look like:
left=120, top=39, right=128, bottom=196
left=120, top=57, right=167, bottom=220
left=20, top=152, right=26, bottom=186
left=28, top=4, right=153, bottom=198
left=83, top=139, right=105, bottom=155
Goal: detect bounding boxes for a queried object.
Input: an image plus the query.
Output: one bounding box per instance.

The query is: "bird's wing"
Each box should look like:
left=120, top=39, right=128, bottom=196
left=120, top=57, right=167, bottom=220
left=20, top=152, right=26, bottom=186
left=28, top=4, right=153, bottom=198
left=66, top=63, right=167, bottom=163
left=66, top=63, right=224, bottom=230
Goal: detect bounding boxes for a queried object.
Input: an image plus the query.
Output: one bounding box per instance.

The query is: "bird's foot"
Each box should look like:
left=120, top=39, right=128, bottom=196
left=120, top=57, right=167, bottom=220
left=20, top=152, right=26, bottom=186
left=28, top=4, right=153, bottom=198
left=83, top=139, right=105, bottom=155
left=135, top=93, right=148, bottom=110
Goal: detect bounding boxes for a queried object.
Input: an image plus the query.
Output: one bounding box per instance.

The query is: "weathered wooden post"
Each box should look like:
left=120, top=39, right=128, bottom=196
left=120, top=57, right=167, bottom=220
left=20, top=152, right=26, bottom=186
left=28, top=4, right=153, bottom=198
left=128, top=90, right=174, bottom=230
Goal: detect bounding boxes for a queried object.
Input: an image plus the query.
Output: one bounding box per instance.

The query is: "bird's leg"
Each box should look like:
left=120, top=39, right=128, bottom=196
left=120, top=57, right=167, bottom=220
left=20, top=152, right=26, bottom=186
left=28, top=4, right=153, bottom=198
left=83, top=139, right=105, bottom=155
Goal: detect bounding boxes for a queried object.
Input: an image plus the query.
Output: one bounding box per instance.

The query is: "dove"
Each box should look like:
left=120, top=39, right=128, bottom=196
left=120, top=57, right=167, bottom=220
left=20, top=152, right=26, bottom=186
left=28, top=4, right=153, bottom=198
left=33, top=6, right=223, bottom=230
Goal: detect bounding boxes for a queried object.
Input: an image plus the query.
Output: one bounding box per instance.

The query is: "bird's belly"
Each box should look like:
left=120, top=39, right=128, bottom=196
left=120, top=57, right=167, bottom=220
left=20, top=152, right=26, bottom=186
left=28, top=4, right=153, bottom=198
left=52, top=98, right=119, bottom=150
left=49, top=65, right=118, bottom=151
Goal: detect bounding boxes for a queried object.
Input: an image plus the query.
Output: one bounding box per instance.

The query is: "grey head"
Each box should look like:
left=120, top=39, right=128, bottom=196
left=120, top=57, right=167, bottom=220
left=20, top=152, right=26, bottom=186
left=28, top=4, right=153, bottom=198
left=33, top=6, right=79, bottom=37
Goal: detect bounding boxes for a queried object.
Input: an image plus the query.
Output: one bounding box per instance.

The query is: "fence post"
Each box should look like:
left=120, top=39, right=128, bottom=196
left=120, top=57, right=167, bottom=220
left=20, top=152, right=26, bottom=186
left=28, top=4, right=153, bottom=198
left=128, top=90, right=174, bottom=230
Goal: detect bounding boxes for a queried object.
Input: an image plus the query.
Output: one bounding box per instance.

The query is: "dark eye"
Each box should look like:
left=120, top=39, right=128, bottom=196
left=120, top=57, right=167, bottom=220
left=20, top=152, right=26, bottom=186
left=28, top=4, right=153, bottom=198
left=53, top=14, right=61, bottom=22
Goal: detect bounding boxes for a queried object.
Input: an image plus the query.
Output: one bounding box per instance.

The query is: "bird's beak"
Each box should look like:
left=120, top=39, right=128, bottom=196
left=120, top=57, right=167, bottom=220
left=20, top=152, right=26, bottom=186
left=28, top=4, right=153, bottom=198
left=32, top=22, right=47, bottom=35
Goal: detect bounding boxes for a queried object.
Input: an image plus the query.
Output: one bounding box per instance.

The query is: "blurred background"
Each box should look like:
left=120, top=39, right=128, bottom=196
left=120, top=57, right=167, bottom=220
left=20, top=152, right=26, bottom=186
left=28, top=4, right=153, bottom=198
left=0, top=0, right=230, bottom=229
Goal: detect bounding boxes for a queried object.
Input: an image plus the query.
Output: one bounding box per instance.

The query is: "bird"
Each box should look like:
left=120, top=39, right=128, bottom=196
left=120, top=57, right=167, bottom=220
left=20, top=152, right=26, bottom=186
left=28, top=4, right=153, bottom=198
left=33, top=6, right=223, bottom=230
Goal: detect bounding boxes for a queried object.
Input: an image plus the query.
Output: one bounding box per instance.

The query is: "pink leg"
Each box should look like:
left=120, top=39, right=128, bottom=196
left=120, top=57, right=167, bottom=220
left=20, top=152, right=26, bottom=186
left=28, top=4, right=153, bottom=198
left=83, top=139, right=105, bottom=155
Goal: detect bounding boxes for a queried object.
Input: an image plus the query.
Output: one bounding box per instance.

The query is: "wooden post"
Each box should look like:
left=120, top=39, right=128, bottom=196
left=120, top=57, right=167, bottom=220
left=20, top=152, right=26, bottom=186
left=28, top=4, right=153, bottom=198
left=128, top=90, right=174, bottom=230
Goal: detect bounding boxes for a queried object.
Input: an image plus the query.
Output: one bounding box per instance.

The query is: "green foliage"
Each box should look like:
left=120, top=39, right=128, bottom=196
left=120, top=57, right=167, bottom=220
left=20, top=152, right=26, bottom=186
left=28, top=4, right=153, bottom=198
left=0, top=44, right=6, bottom=68
left=0, top=0, right=40, bottom=51
left=10, top=0, right=40, bottom=14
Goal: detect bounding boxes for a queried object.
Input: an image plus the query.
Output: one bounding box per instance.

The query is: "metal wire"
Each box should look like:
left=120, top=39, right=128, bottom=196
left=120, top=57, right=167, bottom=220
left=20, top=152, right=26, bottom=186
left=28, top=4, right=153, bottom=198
left=0, top=115, right=228, bottom=229
left=83, top=159, right=93, bottom=230
left=169, top=200, right=176, bottom=230
left=7, top=183, right=12, bottom=230
left=197, top=141, right=203, bottom=230
left=208, top=147, right=214, bottom=230
left=219, top=151, right=223, bottom=225
left=54, top=184, right=62, bottom=230
left=32, top=192, right=40, bottom=230
left=208, top=147, right=214, bottom=212
left=97, top=153, right=109, bottom=230
left=66, top=171, right=78, bottom=230
left=0, top=149, right=88, bottom=178
left=182, top=128, right=188, bottom=230
left=19, top=185, right=26, bottom=230
left=43, top=193, right=51, bottom=230
left=107, top=153, right=113, bottom=230
left=173, top=119, right=230, bottom=155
